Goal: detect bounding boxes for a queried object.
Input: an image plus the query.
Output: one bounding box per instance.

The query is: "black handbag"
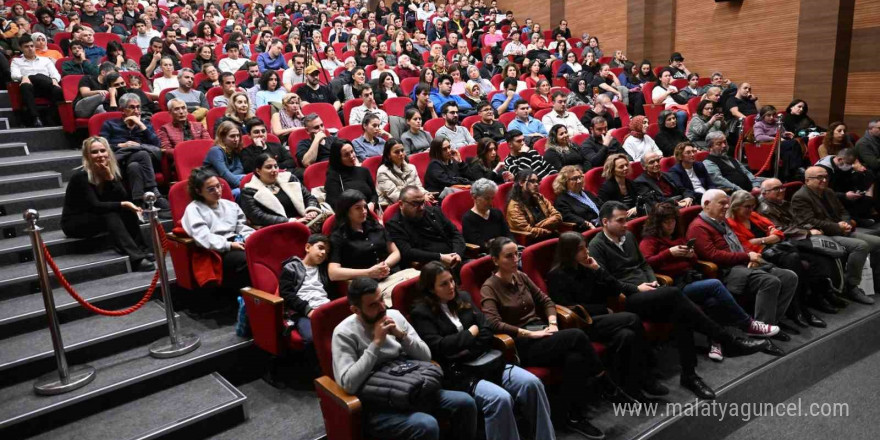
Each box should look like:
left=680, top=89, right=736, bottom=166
left=358, top=358, right=444, bottom=412
left=448, top=348, right=507, bottom=394
left=802, top=235, right=847, bottom=259
left=761, top=240, right=798, bottom=262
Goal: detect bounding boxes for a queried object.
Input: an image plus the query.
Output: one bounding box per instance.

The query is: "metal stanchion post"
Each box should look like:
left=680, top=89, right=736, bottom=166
left=145, top=193, right=201, bottom=358
left=774, top=116, right=784, bottom=178
left=26, top=209, right=96, bottom=395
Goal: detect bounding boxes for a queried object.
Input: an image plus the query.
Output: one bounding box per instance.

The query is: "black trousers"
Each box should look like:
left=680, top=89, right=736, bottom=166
left=624, top=286, right=730, bottom=375
left=123, top=150, right=159, bottom=200
left=61, top=210, right=147, bottom=262
left=19, top=74, right=64, bottom=120
left=221, top=249, right=250, bottom=295
left=588, top=312, right=646, bottom=395
left=515, top=327, right=601, bottom=423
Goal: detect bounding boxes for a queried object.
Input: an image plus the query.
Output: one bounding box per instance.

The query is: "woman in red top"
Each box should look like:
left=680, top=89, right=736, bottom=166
left=528, top=79, right=553, bottom=112
left=725, top=190, right=827, bottom=329
left=523, top=61, right=546, bottom=89
left=639, top=202, right=779, bottom=361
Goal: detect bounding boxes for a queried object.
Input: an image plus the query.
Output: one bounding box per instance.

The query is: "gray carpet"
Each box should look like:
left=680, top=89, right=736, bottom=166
left=723, top=348, right=880, bottom=440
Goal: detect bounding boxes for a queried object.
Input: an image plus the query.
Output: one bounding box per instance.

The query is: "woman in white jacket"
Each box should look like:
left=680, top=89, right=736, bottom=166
left=375, top=139, right=434, bottom=207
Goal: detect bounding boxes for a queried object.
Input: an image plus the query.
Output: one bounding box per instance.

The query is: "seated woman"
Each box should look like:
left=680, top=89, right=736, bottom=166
left=424, top=137, right=472, bottom=197
left=544, top=124, right=584, bottom=170
left=506, top=169, right=562, bottom=239
left=270, top=93, right=305, bottom=144
left=598, top=153, right=640, bottom=217
left=783, top=99, right=824, bottom=137
left=182, top=167, right=254, bottom=296
left=502, top=64, right=528, bottom=93
left=818, top=121, right=854, bottom=158
left=197, top=63, right=221, bottom=93
left=462, top=179, right=513, bottom=252
left=686, top=100, right=727, bottom=150
left=374, top=72, right=403, bottom=107
left=342, top=67, right=368, bottom=101
left=622, top=115, right=662, bottom=162
left=639, top=201, right=781, bottom=361
left=481, top=237, right=630, bottom=439
left=590, top=64, right=627, bottom=106
left=654, top=110, right=688, bottom=157
left=106, top=41, right=139, bottom=72
left=215, top=92, right=254, bottom=135
left=376, top=138, right=434, bottom=207
left=400, top=108, right=434, bottom=154
left=528, top=79, right=553, bottom=112
left=556, top=51, right=582, bottom=79
left=753, top=105, right=805, bottom=181
left=553, top=166, right=602, bottom=232
left=152, top=57, right=180, bottom=93
left=370, top=56, right=399, bottom=83
left=566, top=77, right=593, bottom=108
left=726, top=190, right=830, bottom=331
left=240, top=154, right=325, bottom=228
left=203, top=121, right=246, bottom=198
left=677, top=73, right=703, bottom=102
left=255, top=70, right=287, bottom=107
left=465, top=138, right=512, bottom=184
left=666, top=142, right=715, bottom=203
left=328, top=189, right=403, bottom=305
left=547, top=232, right=662, bottom=398
left=651, top=68, right=688, bottom=131
left=461, top=80, right=486, bottom=110
left=522, top=61, right=546, bottom=89
left=325, top=139, right=380, bottom=209
left=62, top=137, right=155, bottom=272
left=410, top=262, right=555, bottom=440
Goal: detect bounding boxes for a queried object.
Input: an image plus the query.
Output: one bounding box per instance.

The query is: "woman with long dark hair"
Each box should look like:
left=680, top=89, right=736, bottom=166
left=106, top=41, right=139, bottom=72
left=654, top=110, right=688, bottom=157
left=819, top=121, right=853, bottom=157
left=325, top=139, right=379, bottom=208
left=544, top=124, right=584, bottom=170
left=375, top=138, right=432, bottom=206
left=410, top=262, right=555, bottom=440
left=240, top=154, right=323, bottom=228
left=783, top=99, right=823, bottom=136
left=637, top=60, right=658, bottom=83
left=505, top=169, right=561, bottom=239
left=374, top=71, right=403, bottom=106
left=424, top=137, right=472, bottom=195
left=465, top=138, right=512, bottom=184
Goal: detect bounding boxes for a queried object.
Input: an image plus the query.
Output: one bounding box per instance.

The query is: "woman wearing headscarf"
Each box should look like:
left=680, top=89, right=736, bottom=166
left=622, top=115, right=662, bottom=162
left=654, top=110, right=688, bottom=157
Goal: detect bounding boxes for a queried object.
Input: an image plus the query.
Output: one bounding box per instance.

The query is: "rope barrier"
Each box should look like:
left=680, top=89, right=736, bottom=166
left=42, top=222, right=170, bottom=317
left=754, top=129, right=783, bottom=177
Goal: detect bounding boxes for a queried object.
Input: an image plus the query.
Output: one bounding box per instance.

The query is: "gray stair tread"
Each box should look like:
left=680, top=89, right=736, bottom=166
left=29, top=373, right=246, bottom=440
left=0, top=249, right=129, bottom=287
left=0, top=301, right=168, bottom=371
left=0, top=229, right=69, bottom=253
left=0, top=186, right=66, bottom=204
left=0, top=126, right=64, bottom=134
left=0, top=142, right=27, bottom=149
left=0, top=207, right=62, bottom=228
left=0, top=268, right=176, bottom=326
left=0, top=316, right=250, bottom=429
left=0, top=150, right=78, bottom=163
left=0, top=171, right=61, bottom=183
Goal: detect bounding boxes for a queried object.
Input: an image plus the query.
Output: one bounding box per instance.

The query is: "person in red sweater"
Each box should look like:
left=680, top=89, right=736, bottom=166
left=528, top=79, right=553, bottom=112
left=639, top=202, right=780, bottom=361
left=686, top=189, right=798, bottom=353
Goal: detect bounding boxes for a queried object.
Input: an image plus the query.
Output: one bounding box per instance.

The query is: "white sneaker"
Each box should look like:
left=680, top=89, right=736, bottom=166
left=746, top=320, right=780, bottom=337
left=708, top=343, right=723, bottom=362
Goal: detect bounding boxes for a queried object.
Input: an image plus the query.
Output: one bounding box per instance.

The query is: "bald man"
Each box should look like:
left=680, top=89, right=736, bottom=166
left=790, top=167, right=880, bottom=304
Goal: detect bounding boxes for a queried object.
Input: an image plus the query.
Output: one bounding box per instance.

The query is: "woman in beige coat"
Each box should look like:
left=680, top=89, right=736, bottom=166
left=375, top=139, right=434, bottom=207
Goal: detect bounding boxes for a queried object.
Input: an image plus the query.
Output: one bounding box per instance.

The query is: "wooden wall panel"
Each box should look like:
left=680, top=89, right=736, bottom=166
left=845, top=0, right=880, bottom=127
left=853, top=0, right=880, bottom=28
left=674, top=0, right=801, bottom=109
left=501, top=0, right=551, bottom=30
left=568, top=1, right=628, bottom=55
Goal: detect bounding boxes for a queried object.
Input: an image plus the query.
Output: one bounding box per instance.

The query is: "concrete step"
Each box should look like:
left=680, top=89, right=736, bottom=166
left=0, top=249, right=131, bottom=300
left=27, top=373, right=248, bottom=440
left=0, top=118, right=10, bottom=130
left=0, top=142, right=29, bottom=158
left=0, top=315, right=252, bottom=438
left=0, top=207, right=62, bottom=240
left=0, top=171, right=63, bottom=196
left=0, top=186, right=67, bottom=218
left=0, top=126, right=73, bottom=153
left=0, top=268, right=176, bottom=337
left=0, top=91, right=10, bottom=108
left=0, top=150, right=82, bottom=180
left=0, top=300, right=169, bottom=385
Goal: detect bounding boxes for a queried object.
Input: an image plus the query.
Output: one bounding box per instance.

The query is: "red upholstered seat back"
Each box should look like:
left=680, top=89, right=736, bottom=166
left=440, top=189, right=474, bottom=231
left=88, top=112, right=123, bottom=136
left=390, top=276, right=422, bottom=320
left=312, top=297, right=355, bottom=378
left=460, top=255, right=496, bottom=306
left=173, top=140, right=216, bottom=181
left=245, top=222, right=312, bottom=295
left=521, top=237, right=558, bottom=293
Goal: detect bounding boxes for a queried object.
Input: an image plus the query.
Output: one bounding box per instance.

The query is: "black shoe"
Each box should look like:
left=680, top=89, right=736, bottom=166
left=762, top=341, right=786, bottom=357
left=153, top=196, right=170, bottom=210
left=802, top=310, right=827, bottom=328
left=680, top=374, right=716, bottom=400
left=771, top=331, right=792, bottom=342
left=856, top=218, right=876, bottom=228
left=32, top=117, right=43, bottom=128
left=826, top=293, right=848, bottom=308
left=726, top=336, right=768, bottom=356
left=566, top=417, right=606, bottom=440
left=642, top=379, right=669, bottom=396
left=600, top=378, right=639, bottom=405
left=843, top=286, right=875, bottom=305
left=807, top=296, right=839, bottom=314
left=776, top=322, right=800, bottom=336
left=786, top=312, right=809, bottom=328
left=132, top=259, right=156, bottom=272
left=142, top=252, right=156, bottom=262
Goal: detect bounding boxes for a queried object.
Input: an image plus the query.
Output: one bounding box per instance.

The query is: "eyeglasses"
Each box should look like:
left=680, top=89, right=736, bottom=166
left=807, top=175, right=829, bottom=181
left=404, top=199, right=426, bottom=208
left=765, top=186, right=784, bottom=193
left=125, top=105, right=140, bottom=110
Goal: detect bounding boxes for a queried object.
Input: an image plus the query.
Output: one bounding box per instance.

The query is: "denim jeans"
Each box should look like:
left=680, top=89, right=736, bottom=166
left=682, top=279, right=751, bottom=329
left=294, top=316, right=312, bottom=344
left=365, top=389, right=477, bottom=440
left=473, top=365, right=556, bottom=440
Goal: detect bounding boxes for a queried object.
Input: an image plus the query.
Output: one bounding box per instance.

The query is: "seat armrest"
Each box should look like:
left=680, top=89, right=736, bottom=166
left=465, top=243, right=482, bottom=259
left=314, top=376, right=363, bottom=440
left=656, top=274, right=674, bottom=286
left=492, top=333, right=516, bottom=362
left=559, top=222, right=578, bottom=233
left=555, top=305, right=577, bottom=329
left=695, top=260, right=718, bottom=279
left=512, top=230, right=532, bottom=246
left=240, top=287, right=285, bottom=355
left=608, top=293, right=627, bottom=312
left=166, top=233, right=194, bottom=245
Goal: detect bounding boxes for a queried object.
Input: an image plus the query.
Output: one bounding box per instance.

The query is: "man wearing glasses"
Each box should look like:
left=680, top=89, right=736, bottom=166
left=790, top=167, right=880, bottom=305
left=157, top=98, right=211, bottom=151
left=386, top=186, right=467, bottom=270
left=703, top=131, right=764, bottom=192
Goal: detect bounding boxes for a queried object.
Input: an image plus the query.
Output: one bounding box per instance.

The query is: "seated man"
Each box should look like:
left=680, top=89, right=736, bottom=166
left=332, top=277, right=477, bottom=440
left=634, top=152, right=695, bottom=208
left=282, top=54, right=308, bottom=91
left=503, top=130, right=556, bottom=179
left=219, top=41, right=249, bottom=73
left=73, top=62, right=116, bottom=119
left=435, top=102, right=476, bottom=149
left=157, top=98, right=211, bottom=151
left=279, top=234, right=337, bottom=344
left=405, top=84, right=438, bottom=122
left=491, top=78, right=523, bottom=115
left=257, top=39, right=286, bottom=72
left=816, top=148, right=878, bottom=227
left=687, top=189, right=797, bottom=332
left=703, top=132, right=764, bottom=192
left=130, top=18, right=161, bottom=53
left=430, top=74, right=475, bottom=118
left=238, top=62, right=263, bottom=89
left=140, top=36, right=180, bottom=78
left=667, top=142, right=715, bottom=204
left=166, top=68, right=209, bottom=121
left=725, top=82, right=759, bottom=120
left=581, top=94, right=622, bottom=131
left=241, top=118, right=296, bottom=172
left=855, top=119, right=880, bottom=175
left=299, top=65, right=341, bottom=110
left=62, top=40, right=99, bottom=76
left=213, top=72, right=242, bottom=107
left=99, top=93, right=168, bottom=209
left=790, top=167, right=880, bottom=305
left=10, top=34, right=64, bottom=127
left=79, top=27, right=107, bottom=65
left=472, top=101, right=506, bottom=142
left=296, top=115, right=332, bottom=167
left=387, top=186, right=467, bottom=269
left=349, top=84, right=389, bottom=127
left=580, top=117, right=629, bottom=168
left=507, top=100, right=548, bottom=145
left=541, top=91, right=589, bottom=135
left=758, top=178, right=849, bottom=312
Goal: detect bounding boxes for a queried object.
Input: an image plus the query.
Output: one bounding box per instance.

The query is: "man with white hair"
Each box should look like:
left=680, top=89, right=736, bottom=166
left=686, top=188, right=796, bottom=355
left=394, top=54, right=421, bottom=81
left=703, top=131, right=764, bottom=192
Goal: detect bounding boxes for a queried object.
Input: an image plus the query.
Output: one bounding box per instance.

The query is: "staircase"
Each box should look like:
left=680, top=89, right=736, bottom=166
left=0, top=90, right=258, bottom=440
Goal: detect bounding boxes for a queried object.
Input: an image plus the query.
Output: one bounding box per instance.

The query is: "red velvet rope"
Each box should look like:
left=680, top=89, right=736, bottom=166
left=754, top=129, right=783, bottom=177
left=43, top=222, right=170, bottom=317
